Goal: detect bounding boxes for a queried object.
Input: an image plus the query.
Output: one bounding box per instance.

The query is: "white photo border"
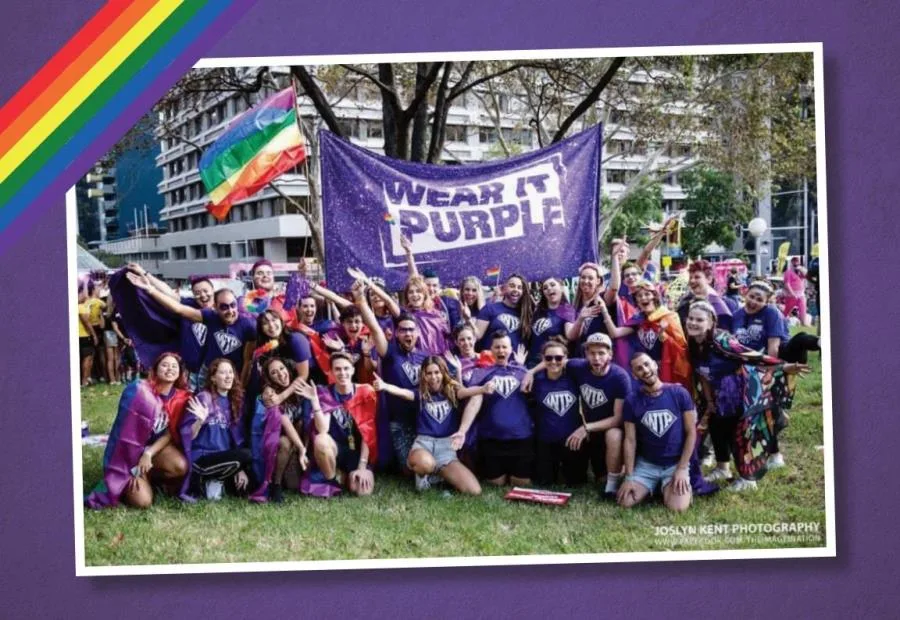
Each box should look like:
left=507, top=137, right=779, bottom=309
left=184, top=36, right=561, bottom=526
left=70, top=41, right=835, bottom=577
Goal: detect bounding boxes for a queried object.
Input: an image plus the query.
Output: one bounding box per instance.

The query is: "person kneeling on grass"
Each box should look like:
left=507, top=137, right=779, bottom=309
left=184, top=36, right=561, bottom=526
left=457, top=330, right=534, bottom=487
left=372, top=357, right=490, bottom=495
left=179, top=358, right=255, bottom=501
left=296, top=352, right=378, bottom=497
left=617, top=352, right=697, bottom=513
left=85, top=352, right=191, bottom=509
left=257, top=357, right=310, bottom=503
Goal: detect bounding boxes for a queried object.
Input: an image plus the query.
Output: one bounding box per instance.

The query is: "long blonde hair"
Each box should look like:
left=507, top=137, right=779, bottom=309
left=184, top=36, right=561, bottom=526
left=418, top=356, right=461, bottom=409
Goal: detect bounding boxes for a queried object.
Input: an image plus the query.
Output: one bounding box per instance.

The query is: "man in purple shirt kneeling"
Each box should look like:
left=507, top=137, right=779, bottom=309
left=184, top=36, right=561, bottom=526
left=617, top=352, right=697, bottom=513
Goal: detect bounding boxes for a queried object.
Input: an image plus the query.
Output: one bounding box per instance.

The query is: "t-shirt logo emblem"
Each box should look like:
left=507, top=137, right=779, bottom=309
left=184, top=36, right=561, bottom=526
left=498, top=313, right=521, bottom=332
left=191, top=322, right=208, bottom=346
left=425, top=400, right=452, bottom=424
left=580, top=385, right=608, bottom=409
left=532, top=317, right=552, bottom=336
left=637, top=327, right=658, bottom=351
left=492, top=375, right=520, bottom=398
left=543, top=391, right=576, bottom=417
left=402, top=360, right=420, bottom=385
left=214, top=330, right=242, bottom=356
left=642, top=409, right=676, bottom=438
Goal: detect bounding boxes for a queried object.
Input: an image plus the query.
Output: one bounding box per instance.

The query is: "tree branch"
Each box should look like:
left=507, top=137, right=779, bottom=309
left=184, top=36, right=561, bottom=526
left=552, top=57, right=625, bottom=143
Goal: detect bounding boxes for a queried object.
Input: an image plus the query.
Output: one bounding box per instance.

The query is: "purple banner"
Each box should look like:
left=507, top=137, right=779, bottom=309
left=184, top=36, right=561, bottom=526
left=320, top=126, right=600, bottom=291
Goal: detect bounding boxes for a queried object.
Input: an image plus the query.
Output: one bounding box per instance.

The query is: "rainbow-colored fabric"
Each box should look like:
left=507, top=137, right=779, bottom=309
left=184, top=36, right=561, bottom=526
left=199, top=87, right=306, bottom=220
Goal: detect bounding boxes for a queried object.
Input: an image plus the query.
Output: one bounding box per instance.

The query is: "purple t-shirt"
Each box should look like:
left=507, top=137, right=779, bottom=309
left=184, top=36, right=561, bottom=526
left=732, top=305, right=787, bottom=351
left=436, top=295, right=463, bottom=330
left=179, top=297, right=207, bottom=373
left=527, top=304, right=577, bottom=367
left=381, top=340, right=428, bottom=425
left=326, top=388, right=358, bottom=447
left=476, top=302, right=523, bottom=351
left=531, top=370, right=580, bottom=443
left=623, top=384, right=695, bottom=467
left=200, top=309, right=257, bottom=372
left=575, top=299, right=617, bottom=356
left=414, top=391, right=461, bottom=438
left=470, top=364, right=532, bottom=441
left=191, top=392, right=236, bottom=460
left=565, top=359, right=631, bottom=423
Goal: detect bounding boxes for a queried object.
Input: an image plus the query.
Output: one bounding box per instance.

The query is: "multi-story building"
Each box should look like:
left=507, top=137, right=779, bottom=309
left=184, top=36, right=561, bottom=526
left=152, top=64, right=813, bottom=282
left=76, top=165, right=118, bottom=247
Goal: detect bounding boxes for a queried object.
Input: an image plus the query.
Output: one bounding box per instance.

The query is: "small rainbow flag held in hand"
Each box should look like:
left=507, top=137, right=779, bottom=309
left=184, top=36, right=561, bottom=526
left=485, top=266, right=501, bottom=278
left=200, top=87, right=306, bottom=220
left=383, top=212, right=396, bottom=225
left=243, top=289, right=271, bottom=315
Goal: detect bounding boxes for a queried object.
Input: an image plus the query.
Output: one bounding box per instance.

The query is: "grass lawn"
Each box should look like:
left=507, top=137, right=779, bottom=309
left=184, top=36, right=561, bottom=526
left=79, top=337, right=827, bottom=567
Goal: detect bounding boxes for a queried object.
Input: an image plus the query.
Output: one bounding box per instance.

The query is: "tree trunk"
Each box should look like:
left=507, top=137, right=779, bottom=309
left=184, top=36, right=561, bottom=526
left=378, top=64, right=400, bottom=158
left=410, top=64, right=431, bottom=162
left=427, top=62, right=453, bottom=163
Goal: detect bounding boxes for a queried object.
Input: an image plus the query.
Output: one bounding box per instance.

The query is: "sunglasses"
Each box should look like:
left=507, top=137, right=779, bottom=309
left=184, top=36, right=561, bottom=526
left=397, top=326, right=417, bottom=333
left=543, top=355, right=565, bottom=362
left=218, top=301, right=238, bottom=311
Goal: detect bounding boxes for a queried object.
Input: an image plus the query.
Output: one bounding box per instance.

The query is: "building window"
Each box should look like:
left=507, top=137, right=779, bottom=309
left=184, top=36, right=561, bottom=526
left=479, top=127, right=498, bottom=143
left=214, top=243, right=232, bottom=258
left=193, top=117, right=203, bottom=136
left=250, top=203, right=260, bottom=219
left=235, top=242, right=247, bottom=258
left=445, top=125, right=467, bottom=143
left=368, top=121, right=384, bottom=139
left=608, top=109, right=625, bottom=124
left=190, top=244, right=207, bottom=259
left=606, top=169, right=636, bottom=184
left=337, top=118, right=359, bottom=138
left=172, top=246, right=187, bottom=260
left=246, top=239, right=263, bottom=256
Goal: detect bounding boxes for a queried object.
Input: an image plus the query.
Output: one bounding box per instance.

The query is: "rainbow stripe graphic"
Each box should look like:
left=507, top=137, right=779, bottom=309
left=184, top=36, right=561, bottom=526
left=485, top=266, right=501, bottom=277
left=200, top=87, right=307, bottom=220
left=0, top=0, right=254, bottom=249
left=383, top=212, right=396, bottom=225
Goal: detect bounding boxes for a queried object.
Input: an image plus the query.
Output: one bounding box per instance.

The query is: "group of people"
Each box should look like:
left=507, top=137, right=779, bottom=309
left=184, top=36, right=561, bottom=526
left=76, top=273, right=139, bottom=387
left=86, top=224, right=819, bottom=513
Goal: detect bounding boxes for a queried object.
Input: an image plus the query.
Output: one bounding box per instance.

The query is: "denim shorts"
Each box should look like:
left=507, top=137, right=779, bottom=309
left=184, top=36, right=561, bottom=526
left=628, top=457, right=678, bottom=495
left=411, top=435, right=458, bottom=471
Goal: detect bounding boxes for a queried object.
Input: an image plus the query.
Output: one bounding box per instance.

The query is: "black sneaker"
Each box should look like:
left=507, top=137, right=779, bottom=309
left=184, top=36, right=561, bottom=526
left=269, top=483, right=284, bottom=504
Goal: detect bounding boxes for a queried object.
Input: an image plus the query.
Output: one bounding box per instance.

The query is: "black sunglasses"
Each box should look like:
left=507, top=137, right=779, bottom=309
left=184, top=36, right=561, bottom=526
left=218, top=301, right=238, bottom=311
left=543, top=355, right=565, bottom=362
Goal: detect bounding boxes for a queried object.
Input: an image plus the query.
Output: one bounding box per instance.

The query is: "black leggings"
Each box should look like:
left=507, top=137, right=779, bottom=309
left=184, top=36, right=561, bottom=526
left=192, top=448, right=252, bottom=481
left=778, top=333, right=820, bottom=365
left=709, top=416, right=739, bottom=465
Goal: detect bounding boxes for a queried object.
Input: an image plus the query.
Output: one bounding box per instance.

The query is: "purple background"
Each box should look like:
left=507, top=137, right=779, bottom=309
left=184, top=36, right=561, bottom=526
left=1, top=0, right=897, bottom=615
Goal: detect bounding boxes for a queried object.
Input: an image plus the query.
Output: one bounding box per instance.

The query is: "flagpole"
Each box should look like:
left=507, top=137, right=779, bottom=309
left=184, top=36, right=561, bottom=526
left=290, top=74, right=325, bottom=270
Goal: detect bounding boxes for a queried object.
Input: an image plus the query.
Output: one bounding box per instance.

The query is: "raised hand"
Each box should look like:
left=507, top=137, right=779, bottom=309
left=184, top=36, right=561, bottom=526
left=371, top=373, right=385, bottom=392
left=323, top=334, right=344, bottom=351
left=295, top=378, right=318, bottom=402
left=399, top=233, right=413, bottom=254
left=187, top=396, right=209, bottom=423
left=126, top=272, right=151, bottom=291
left=513, top=344, right=527, bottom=365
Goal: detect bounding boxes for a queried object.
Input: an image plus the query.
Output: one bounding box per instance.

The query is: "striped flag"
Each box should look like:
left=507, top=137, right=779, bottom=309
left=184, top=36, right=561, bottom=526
left=199, top=87, right=306, bottom=220
left=485, top=266, right=501, bottom=278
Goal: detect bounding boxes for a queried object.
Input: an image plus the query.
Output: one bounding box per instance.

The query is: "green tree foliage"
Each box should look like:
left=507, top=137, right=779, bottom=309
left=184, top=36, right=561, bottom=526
left=601, top=180, right=664, bottom=248
left=679, top=167, right=751, bottom=258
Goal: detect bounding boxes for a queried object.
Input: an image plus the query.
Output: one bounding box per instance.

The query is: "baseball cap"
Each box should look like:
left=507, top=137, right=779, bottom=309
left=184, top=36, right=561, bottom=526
left=584, top=332, right=612, bottom=350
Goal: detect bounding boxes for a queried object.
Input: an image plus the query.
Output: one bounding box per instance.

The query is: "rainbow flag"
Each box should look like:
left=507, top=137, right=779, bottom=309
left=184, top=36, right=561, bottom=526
left=199, top=87, right=306, bottom=220
left=383, top=212, right=396, bottom=225
left=485, top=266, right=501, bottom=277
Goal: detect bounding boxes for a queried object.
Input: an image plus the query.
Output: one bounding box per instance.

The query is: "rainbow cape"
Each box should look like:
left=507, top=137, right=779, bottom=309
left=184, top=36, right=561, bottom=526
left=199, top=87, right=306, bottom=220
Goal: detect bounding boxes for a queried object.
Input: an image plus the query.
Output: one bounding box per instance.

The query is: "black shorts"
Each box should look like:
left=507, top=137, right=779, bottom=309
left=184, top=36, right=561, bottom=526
left=79, top=337, right=95, bottom=359
left=535, top=440, right=589, bottom=486
left=336, top=443, right=361, bottom=474
left=478, top=438, right=534, bottom=481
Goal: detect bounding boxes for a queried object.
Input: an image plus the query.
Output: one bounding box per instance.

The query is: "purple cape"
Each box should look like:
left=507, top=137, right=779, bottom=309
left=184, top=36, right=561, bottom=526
left=410, top=308, right=451, bottom=355
left=85, top=381, right=161, bottom=509
left=246, top=397, right=283, bottom=502
left=109, top=268, right=182, bottom=368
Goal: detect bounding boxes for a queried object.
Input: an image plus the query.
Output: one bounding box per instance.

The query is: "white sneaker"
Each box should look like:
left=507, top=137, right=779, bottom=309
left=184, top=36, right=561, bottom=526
left=727, top=478, right=758, bottom=492
left=701, top=453, right=716, bottom=468
left=205, top=479, right=224, bottom=501
left=767, top=453, right=786, bottom=469
left=415, top=474, right=431, bottom=492
left=704, top=467, right=732, bottom=483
